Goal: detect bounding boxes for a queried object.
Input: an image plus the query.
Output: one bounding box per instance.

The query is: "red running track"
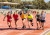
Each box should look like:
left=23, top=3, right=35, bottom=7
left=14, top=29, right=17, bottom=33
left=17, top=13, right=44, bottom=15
left=0, top=14, right=50, bottom=35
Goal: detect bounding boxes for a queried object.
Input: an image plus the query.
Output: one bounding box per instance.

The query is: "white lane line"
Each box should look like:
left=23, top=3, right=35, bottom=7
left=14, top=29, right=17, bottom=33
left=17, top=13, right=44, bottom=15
left=0, top=30, right=13, bottom=35
left=41, top=29, right=50, bottom=35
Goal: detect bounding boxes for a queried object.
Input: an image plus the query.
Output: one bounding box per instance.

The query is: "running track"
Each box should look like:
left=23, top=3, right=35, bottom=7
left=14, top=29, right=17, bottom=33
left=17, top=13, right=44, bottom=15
left=0, top=14, right=50, bottom=35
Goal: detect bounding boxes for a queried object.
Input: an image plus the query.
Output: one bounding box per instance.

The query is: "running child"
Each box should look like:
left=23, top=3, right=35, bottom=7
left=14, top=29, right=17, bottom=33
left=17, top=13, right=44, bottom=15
left=27, top=11, right=33, bottom=28
left=35, top=12, right=41, bottom=29
left=3, top=12, right=12, bottom=28
left=13, top=12, right=18, bottom=29
left=20, top=11, right=26, bottom=28
left=41, top=11, right=46, bottom=30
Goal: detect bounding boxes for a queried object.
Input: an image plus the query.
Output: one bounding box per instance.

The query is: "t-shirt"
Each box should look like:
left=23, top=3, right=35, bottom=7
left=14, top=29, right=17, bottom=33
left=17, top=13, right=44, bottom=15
left=41, top=14, right=46, bottom=20
left=7, top=15, right=12, bottom=22
left=27, top=14, right=33, bottom=19
left=20, top=14, right=26, bottom=19
left=36, top=15, right=40, bottom=19
left=13, top=14, right=18, bottom=20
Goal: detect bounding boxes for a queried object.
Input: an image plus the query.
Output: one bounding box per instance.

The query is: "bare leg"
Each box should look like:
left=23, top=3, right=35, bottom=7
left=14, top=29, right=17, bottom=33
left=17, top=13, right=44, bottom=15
left=37, top=21, right=39, bottom=29
left=39, top=21, right=41, bottom=28
left=22, top=19, right=26, bottom=28
left=30, top=22, right=33, bottom=26
left=7, top=22, right=11, bottom=28
left=28, top=21, right=30, bottom=28
left=42, top=22, right=44, bottom=30
left=15, top=21, right=17, bottom=29
left=10, top=23, right=12, bottom=28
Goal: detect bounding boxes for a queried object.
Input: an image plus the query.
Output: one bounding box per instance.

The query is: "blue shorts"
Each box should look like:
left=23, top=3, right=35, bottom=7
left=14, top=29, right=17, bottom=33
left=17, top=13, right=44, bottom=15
left=37, top=19, right=40, bottom=21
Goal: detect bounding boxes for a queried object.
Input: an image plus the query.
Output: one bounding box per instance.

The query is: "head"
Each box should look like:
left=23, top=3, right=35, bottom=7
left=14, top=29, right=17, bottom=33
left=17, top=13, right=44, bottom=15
left=21, top=11, right=24, bottom=14
left=14, top=12, right=17, bottom=15
left=16, top=10, right=17, bottom=12
left=29, top=10, right=31, bottom=13
left=41, top=11, right=44, bottom=15
left=28, top=11, right=30, bottom=15
left=37, top=12, right=39, bottom=15
left=8, top=12, right=11, bottom=16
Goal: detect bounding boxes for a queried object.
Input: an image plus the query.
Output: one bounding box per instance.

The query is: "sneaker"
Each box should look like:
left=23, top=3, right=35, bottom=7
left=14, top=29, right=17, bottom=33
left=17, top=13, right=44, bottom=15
left=42, top=28, right=44, bottom=30
left=22, top=26, right=25, bottom=28
left=37, top=27, right=40, bottom=30
left=15, top=28, right=17, bottom=29
left=42, top=25, right=43, bottom=27
left=32, top=23, right=33, bottom=26
left=22, top=26, right=26, bottom=28
left=24, top=26, right=26, bottom=28
left=40, top=27, right=41, bottom=28
left=9, top=26, right=10, bottom=28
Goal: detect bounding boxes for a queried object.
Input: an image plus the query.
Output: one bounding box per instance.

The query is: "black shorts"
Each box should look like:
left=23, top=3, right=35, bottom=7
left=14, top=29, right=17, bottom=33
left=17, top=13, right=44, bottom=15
left=15, top=19, right=18, bottom=21
left=22, top=18, right=26, bottom=21
left=28, top=19, right=33, bottom=22
left=41, top=20, right=45, bottom=22
left=37, top=19, right=40, bottom=21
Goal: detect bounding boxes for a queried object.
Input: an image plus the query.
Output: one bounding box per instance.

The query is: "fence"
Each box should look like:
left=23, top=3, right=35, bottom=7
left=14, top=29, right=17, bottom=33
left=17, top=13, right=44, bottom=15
left=0, top=9, right=50, bottom=15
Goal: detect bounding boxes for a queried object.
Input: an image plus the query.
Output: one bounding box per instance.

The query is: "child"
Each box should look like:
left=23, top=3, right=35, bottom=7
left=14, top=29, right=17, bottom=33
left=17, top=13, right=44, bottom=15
left=13, top=12, right=18, bottom=29
left=35, top=12, right=41, bottom=29
left=3, top=12, right=12, bottom=28
left=27, top=11, right=33, bottom=28
left=41, top=11, right=46, bottom=30
left=20, top=11, right=26, bottom=28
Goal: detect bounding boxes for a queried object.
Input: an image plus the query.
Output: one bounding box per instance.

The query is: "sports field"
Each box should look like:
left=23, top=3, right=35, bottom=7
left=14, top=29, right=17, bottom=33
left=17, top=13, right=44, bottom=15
left=0, top=10, right=50, bottom=35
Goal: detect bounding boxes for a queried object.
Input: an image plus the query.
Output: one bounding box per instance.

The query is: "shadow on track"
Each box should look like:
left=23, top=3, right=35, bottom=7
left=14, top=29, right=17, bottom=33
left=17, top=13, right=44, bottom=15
left=0, top=28, right=38, bottom=30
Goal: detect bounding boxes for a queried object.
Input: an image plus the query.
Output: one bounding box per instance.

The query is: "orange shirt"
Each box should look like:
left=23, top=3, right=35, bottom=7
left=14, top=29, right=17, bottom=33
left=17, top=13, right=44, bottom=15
left=20, top=14, right=26, bottom=19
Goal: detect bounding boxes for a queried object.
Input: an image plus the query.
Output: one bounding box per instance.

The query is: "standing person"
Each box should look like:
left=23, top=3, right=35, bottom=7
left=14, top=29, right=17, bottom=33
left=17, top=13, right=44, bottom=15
left=27, top=11, right=33, bottom=28
left=3, top=12, right=12, bottom=28
left=41, top=11, right=46, bottom=30
left=13, top=12, right=18, bottom=29
left=20, top=11, right=26, bottom=28
left=35, top=12, right=41, bottom=29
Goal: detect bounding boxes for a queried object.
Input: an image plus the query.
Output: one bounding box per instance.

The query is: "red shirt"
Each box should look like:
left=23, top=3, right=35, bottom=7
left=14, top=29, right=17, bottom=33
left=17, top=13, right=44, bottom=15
left=7, top=15, right=12, bottom=22
left=13, top=14, right=18, bottom=20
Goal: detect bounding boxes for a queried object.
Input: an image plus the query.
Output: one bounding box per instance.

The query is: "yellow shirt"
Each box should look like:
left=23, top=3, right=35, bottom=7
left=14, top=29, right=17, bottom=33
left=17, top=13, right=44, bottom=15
left=20, top=14, right=26, bottom=19
left=27, top=14, right=33, bottom=19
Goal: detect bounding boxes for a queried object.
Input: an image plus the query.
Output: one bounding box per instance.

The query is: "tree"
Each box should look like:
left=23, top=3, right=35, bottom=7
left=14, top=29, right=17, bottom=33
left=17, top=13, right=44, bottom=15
left=33, top=0, right=47, bottom=9
left=47, top=1, right=50, bottom=9
left=2, top=0, right=8, bottom=2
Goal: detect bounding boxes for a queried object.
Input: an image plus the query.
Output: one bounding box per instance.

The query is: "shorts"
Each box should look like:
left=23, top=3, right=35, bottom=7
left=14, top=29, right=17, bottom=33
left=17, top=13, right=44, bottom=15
left=14, top=19, right=18, bottom=21
left=22, top=18, right=26, bottom=21
left=28, top=19, right=33, bottom=22
left=7, top=21, right=11, bottom=23
left=7, top=19, right=12, bottom=23
left=37, top=18, right=40, bottom=21
left=41, top=20, right=45, bottom=22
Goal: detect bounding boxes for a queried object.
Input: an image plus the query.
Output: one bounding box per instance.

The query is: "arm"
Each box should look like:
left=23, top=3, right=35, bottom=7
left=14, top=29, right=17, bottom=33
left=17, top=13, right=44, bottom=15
left=17, top=14, right=19, bottom=20
left=35, top=15, right=37, bottom=19
left=3, top=16, right=7, bottom=21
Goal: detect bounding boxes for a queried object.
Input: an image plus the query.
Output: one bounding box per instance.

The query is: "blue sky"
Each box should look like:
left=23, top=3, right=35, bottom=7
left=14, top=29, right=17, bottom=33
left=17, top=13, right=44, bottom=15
left=22, top=0, right=50, bottom=2
left=44, top=0, right=50, bottom=2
